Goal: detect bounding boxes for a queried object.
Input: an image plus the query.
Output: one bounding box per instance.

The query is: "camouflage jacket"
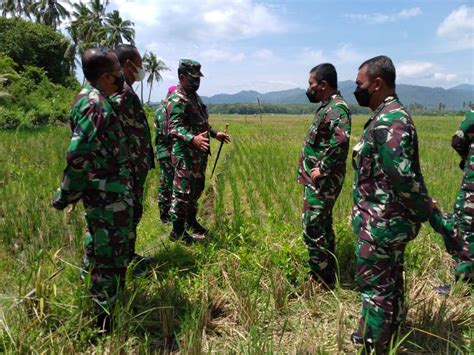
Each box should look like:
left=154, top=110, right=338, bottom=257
left=112, top=80, right=154, bottom=177
left=154, top=100, right=172, bottom=160
left=297, top=92, right=351, bottom=186
left=452, top=108, right=474, bottom=191
left=167, top=84, right=217, bottom=159
left=52, top=83, right=132, bottom=209
left=352, top=95, right=432, bottom=223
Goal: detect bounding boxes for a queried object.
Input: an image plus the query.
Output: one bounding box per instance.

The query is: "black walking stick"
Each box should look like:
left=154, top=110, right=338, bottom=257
left=211, top=123, right=229, bottom=178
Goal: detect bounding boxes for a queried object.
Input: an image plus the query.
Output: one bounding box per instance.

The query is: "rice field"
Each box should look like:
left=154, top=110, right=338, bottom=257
left=0, top=114, right=472, bottom=353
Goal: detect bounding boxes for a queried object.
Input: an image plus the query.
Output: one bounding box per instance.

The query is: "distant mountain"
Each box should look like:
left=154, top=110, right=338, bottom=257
left=202, top=81, right=474, bottom=110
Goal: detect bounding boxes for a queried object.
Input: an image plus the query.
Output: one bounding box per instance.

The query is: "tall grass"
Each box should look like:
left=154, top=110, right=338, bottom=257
left=0, top=115, right=471, bottom=353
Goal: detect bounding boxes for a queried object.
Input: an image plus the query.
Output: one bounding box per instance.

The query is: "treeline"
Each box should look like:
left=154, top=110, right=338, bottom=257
left=0, top=18, right=78, bottom=128
left=207, top=102, right=466, bottom=116
left=0, top=1, right=168, bottom=129
left=207, top=103, right=371, bottom=115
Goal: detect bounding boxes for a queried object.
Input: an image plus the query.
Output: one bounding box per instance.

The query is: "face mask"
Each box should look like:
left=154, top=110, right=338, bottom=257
left=353, top=85, right=371, bottom=107
left=131, top=61, right=145, bottom=81
left=306, top=86, right=319, bottom=103
left=113, top=73, right=125, bottom=93
left=187, top=77, right=200, bottom=92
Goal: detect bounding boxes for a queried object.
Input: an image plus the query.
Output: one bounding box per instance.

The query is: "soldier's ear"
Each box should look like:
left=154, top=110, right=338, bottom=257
left=374, top=77, right=383, bottom=91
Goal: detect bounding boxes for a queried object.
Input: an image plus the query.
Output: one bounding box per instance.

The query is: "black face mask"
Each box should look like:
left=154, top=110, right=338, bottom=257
left=113, top=74, right=125, bottom=93
left=353, top=85, right=372, bottom=107
left=306, top=87, right=319, bottom=103
left=187, top=77, right=200, bottom=92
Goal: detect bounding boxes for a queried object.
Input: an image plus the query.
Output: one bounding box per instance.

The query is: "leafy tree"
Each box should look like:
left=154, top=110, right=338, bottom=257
left=99, top=9, right=134, bottom=47
left=0, top=17, right=73, bottom=85
left=143, top=52, right=169, bottom=104
left=0, top=0, right=32, bottom=17
left=29, top=0, right=70, bottom=30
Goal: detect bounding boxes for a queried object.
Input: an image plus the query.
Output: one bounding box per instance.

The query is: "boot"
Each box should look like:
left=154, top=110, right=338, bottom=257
left=170, top=220, right=195, bottom=244
left=185, top=213, right=208, bottom=236
left=160, top=209, right=171, bottom=224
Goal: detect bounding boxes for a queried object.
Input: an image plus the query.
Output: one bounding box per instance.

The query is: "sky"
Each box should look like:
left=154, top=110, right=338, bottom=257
left=80, top=0, right=474, bottom=101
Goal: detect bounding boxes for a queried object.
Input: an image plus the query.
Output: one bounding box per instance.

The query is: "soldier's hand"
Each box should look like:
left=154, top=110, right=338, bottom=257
left=432, top=199, right=442, bottom=213
left=191, top=131, right=210, bottom=152
left=216, top=132, right=231, bottom=144
left=311, top=167, right=322, bottom=182
left=67, top=203, right=77, bottom=214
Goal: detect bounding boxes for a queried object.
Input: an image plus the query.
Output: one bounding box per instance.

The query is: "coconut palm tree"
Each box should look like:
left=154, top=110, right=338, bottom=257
left=143, top=52, right=169, bottom=104
left=99, top=10, right=134, bottom=47
left=30, top=0, right=70, bottom=30
left=69, top=0, right=108, bottom=48
left=1, top=0, right=32, bottom=17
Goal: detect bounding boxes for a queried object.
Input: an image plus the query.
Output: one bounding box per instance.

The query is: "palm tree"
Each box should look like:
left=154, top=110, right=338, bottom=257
left=30, top=0, right=70, bottom=30
left=69, top=0, right=108, bottom=48
left=143, top=52, right=169, bottom=104
left=1, top=0, right=32, bottom=17
left=65, top=0, right=110, bottom=74
left=99, top=10, right=134, bottom=47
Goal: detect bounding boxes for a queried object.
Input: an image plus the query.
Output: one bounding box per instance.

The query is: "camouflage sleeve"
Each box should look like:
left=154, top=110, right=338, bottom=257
left=318, top=106, right=351, bottom=175
left=209, top=126, right=217, bottom=138
left=168, top=100, right=194, bottom=143
left=51, top=102, right=108, bottom=209
left=374, top=118, right=433, bottom=220
left=451, top=113, right=474, bottom=161
left=154, top=102, right=164, bottom=147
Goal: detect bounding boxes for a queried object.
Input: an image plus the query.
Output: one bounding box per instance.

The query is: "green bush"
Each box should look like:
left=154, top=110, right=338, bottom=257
left=0, top=17, right=74, bottom=85
left=0, top=106, right=22, bottom=129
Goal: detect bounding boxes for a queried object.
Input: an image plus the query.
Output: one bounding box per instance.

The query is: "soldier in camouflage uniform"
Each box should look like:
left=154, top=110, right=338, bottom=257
left=167, top=59, right=230, bottom=242
left=154, top=86, right=177, bottom=224
left=350, top=56, right=438, bottom=352
left=430, top=108, right=474, bottom=284
left=113, top=44, right=154, bottom=262
left=297, top=63, right=351, bottom=287
left=51, top=48, right=133, bottom=328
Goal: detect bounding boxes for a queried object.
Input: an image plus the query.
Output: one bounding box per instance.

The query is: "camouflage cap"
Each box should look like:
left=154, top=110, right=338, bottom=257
left=179, top=59, right=204, bottom=78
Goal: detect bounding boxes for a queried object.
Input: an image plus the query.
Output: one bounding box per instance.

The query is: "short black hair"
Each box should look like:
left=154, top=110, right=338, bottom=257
left=81, top=47, right=115, bottom=82
left=309, top=63, right=338, bottom=89
left=114, top=44, right=139, bottom=66
left=359, top=55, right=396, bottom=88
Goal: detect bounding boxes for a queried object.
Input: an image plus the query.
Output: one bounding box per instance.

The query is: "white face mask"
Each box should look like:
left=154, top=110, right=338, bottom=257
left=131, top=61, right=145, bottom=81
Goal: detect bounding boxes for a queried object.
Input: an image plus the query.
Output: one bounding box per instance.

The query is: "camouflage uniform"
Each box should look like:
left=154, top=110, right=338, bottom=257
left=297, top=92, right=351, bottom=284
left=52, top=82, right=133, bottom=306
left=430, top=108, right=474, bottom=281
left=112, top=80, right=154, bottom=257
left=352, top=95, right=433, bottom=347
left=168, top=60, right=217, bottom=224
left=154, top=99, right=174, bottom=221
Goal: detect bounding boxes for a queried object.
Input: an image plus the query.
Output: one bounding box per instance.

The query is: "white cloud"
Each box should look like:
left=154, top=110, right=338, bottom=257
left=397, top=60, right=458, bottom=85
left=254, top=49, right=275, bottom=61
left=345, top=7, right=422, bottom=24
left=301, top=48, right=327, bottom=63
left=111, top=0, right=284, bottom=43
left=335, top=44, right=365, bottom=63
left=437, top=5, right=474, bottom=50
left=398, top=61, right=435, bottom=77
left=200, top=48, right=246, bottom=63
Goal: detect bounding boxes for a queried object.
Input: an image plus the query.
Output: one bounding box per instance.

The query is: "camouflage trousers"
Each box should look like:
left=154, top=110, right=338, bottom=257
left=429, top=189, right=474, bottom=280
left=129, top=172, right=147, bottom=257
left=170, top=154, right=207, bottom=222
left=352, top=208, right=420, bottom=347
left=158, top=157, right=174, bottom=219
left=302, top=183, right=339, bottom=283
left=82, top=191, right=133, bottom=308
